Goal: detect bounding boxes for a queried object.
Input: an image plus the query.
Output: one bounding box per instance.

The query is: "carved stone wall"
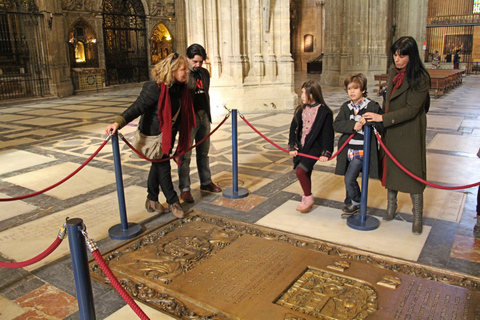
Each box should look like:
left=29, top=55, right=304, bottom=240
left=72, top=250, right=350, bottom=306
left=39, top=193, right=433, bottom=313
left=185, top=0, right=297, bottom=112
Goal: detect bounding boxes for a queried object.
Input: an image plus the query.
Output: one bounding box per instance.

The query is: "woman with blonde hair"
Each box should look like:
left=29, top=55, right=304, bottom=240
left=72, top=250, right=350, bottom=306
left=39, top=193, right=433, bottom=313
left=105, top=53, right=196, bottom=218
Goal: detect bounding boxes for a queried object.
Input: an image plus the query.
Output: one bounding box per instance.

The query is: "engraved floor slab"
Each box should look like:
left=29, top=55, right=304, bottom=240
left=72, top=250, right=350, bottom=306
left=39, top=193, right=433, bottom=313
left=90, top=211, right=480, bottom=320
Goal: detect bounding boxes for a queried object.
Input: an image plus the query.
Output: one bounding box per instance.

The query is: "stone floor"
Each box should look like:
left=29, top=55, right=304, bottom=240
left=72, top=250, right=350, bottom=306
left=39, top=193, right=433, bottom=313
left=0, top=72, right=479, bottom=319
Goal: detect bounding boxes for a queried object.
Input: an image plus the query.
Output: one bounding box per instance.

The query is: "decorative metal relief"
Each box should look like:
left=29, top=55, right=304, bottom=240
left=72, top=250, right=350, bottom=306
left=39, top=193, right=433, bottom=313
left=276, top=268, right=378, bottom=319
left=62, top=0, right=94, bottom=11
left=151, top=0, right=175, bottom=18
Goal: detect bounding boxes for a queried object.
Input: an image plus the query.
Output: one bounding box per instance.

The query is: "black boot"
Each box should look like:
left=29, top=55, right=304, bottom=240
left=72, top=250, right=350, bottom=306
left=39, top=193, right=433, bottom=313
left=383, top=189, right=398, bottom=221
left=411, top=193, right=423, bottom=235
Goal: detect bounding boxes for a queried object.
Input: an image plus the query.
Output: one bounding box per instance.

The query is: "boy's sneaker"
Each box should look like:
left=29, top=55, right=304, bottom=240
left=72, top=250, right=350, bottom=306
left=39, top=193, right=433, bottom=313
left=341, top=203, right=360, bottom=218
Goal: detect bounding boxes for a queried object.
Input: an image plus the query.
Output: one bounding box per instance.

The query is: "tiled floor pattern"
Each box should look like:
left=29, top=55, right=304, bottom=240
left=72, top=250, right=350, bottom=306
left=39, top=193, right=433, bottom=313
left=0, top=73, right=479, bottom=319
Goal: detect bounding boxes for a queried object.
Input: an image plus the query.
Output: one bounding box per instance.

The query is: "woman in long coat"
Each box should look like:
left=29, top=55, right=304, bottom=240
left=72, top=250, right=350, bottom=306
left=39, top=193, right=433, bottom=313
left=365, top=36, right=430, bottom=234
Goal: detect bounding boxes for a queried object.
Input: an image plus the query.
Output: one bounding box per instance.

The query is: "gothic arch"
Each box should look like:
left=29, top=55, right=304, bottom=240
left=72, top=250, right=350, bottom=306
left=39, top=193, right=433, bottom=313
left=150, top=23, right=173, bottom=64
left=67, top=18, right=99, bottom=68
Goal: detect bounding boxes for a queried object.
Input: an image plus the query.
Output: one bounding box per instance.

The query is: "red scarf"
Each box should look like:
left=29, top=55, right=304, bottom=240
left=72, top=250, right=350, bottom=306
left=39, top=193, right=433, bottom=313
left=386, top=68, right=406, bottom=113
left=157, top=83, right=196, bottom=163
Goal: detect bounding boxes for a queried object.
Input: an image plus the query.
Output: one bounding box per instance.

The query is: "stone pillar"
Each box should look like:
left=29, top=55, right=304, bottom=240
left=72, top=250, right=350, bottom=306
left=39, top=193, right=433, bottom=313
left=185, top=0, right=296, bottom=112
left=321, top=0, right=390, bottom=87
left=394, top=0, right=428, bottom=59
left=40, top=0, right=74, bottom=98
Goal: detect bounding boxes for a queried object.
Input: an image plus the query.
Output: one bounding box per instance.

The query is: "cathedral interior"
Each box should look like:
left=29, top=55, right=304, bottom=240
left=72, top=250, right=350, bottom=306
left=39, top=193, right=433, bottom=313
left=1, top=0, right=480, bottom=319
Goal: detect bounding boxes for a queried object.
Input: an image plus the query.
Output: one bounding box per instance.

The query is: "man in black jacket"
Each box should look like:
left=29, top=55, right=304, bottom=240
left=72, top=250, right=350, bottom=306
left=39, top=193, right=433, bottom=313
left=178, top=44, right=221, bottom=203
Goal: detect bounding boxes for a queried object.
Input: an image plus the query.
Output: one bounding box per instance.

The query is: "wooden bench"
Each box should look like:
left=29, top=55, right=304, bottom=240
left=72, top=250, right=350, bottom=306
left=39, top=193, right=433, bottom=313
left=427, top=69, right=464, bottom=98
left=374, top=69, right=464, bottom=98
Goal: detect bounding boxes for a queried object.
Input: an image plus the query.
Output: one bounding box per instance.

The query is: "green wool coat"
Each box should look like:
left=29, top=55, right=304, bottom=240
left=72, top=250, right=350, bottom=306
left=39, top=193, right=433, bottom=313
left=381, top=66, right=429, bottom=194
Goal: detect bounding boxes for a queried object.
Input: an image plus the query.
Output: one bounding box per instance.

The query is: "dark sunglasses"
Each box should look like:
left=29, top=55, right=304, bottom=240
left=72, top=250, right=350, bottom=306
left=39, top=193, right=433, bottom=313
left=170, top=52, right=179, bottom=64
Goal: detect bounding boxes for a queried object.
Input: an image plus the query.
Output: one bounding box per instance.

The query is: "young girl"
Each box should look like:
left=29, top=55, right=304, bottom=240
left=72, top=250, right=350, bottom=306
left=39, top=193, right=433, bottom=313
left=288, top=80, right=334, bottom=213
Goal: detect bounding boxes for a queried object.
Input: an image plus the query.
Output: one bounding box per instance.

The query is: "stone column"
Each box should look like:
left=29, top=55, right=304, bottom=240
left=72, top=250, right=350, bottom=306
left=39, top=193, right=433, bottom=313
left=40, top=0, right=74, bottom=97
left=321, top=0, right=390, bottom=86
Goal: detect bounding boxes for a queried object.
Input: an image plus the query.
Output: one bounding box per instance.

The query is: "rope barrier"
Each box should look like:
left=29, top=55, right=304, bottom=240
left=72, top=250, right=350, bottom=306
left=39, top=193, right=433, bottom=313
left=374, top=130, right=480, bottom=190
left=240, top=114, right=355, bottom=161
left=0, top=224, right=66, bottom=268
left=0, top=138, right=110, bottom=202
left=81, top=229, right=150, bottom=320
left=119, top=114, right=230, bottom=162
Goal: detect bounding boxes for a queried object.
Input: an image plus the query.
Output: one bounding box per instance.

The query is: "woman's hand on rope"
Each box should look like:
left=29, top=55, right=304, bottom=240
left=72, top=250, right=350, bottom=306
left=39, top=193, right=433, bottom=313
left=105, top=123, right=119, bottom=136
left=318, top=156, right=329, bottom=162
left=289, top=150, right=298, bottom=157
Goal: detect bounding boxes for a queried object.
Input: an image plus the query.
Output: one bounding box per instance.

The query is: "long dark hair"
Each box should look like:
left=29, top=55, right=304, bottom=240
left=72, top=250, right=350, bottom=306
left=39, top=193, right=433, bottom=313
left=391, top=36, right=430, bottom=90
left=301, top=80, right=327, bottom=109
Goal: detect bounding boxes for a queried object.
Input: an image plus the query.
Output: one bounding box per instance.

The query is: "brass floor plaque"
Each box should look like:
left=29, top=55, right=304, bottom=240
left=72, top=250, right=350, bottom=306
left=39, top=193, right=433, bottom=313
left=90, top=211, right=480, bottom=319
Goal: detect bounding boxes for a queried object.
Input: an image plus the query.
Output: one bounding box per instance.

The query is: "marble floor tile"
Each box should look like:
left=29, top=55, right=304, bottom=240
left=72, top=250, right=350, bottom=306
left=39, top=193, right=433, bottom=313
left=428, top=133, right=480, bottom=154
left=5, top=129, right=62, bottom=139
left=0, top=186, right=160, bottom=270
left=104, top=302, right=175, bottom=320
left=18, top=109, right=70, bottom=117
left=13, top=117, right=74, bottom=127
left=460, top=119, right=480, bottom=128
left=0, top=294, right=25, bottom=320
left=83, top=101, right=125, bottom=106
left=210, top=172, right=272, bottom=193
left=4, top=162, right=125, bottom=200
left=450, top=234, right=480, bottom=262
left=14, top=284, right=77, bottom=319
left=0, top=138, right=37, bottom=149
left=54, top=111, right=112, bottom=120
left=0, top=150, right=56, bottom=175
left=212, top=193, right=268, bottom=211
left=0, top=193, right=37, bottom=222
left=0, top=115, right=34, bottom=122
left=50, top=105, right=98, bottom=111
left=256, top=200, right=431, bottom=261
left=427, top=153, right=480, bottom=185
left=427, top=114, right=464, bottom=130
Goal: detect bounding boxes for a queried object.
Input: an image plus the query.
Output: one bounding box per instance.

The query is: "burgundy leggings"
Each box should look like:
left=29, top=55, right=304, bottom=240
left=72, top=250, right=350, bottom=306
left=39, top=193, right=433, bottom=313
left=296, top=166, right=312, bottom=196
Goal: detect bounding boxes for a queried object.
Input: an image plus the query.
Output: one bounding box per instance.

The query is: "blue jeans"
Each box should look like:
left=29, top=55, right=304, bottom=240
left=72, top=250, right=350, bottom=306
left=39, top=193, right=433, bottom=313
left=344, top=157, right=363, bottom=205
left=178, top=110, right=213, bottom=191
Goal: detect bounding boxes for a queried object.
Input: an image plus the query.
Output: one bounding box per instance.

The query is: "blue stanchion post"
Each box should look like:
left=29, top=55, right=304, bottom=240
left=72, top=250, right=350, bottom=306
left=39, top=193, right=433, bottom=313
left=347, top=124, right=380, bottom=231
left=66, top=218, right=96, bottom=320
left=223, top=109, right=249, bottom=199
left=108, top=131, right=143, bottom=240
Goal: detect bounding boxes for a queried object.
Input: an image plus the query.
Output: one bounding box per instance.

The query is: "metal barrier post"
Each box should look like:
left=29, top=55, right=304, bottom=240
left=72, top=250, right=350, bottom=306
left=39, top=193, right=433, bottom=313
left=223, top=109, right=249, bottom=199
left=347, top=125, right=380, bottom=231
left=108, top=131, right=143, bottom=240
left=66, top=218, right=96, bottom=320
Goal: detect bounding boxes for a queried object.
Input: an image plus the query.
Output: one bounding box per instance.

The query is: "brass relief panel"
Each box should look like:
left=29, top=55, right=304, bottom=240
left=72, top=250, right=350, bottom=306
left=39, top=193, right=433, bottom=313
left=276, top=268, right=377, bottom=319
left=90, top=211, right=480, bottom=319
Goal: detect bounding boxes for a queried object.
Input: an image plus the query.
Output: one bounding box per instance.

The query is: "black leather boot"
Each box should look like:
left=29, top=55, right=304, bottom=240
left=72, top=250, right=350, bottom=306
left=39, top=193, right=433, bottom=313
left=411, top=193, right=423, bottom=235
left=383, top=189, right=398, bottom=221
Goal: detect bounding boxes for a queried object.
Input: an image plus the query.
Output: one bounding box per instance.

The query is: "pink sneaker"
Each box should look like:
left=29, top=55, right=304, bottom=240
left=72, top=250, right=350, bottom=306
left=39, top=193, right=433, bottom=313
left=296, top=194, right=314, bottom=213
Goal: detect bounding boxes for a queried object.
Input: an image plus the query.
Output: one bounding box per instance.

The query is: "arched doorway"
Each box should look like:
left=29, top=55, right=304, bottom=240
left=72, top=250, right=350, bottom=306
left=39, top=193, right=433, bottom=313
left=102, top=0, right=148, bottom=85
left=68, top=20, right=99, bottom=68
left=150, top=24, right=173, bottom=65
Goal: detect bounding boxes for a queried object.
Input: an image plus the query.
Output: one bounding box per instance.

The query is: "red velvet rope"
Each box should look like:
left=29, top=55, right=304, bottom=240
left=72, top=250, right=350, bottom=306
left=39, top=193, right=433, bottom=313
left=0, top=237, right=63, bottom=268
left=0, top=139, right=110, bottom=202
left=240, top=115, right=355, bottom=161
left=92, top=250, right=150, bottom=320
left=120, top=114, right=229, bottom=162
left=375, top=132, right=480, bottom=190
